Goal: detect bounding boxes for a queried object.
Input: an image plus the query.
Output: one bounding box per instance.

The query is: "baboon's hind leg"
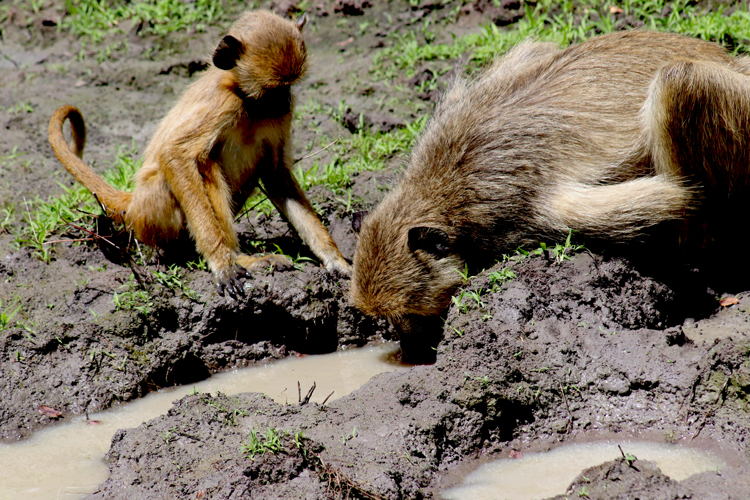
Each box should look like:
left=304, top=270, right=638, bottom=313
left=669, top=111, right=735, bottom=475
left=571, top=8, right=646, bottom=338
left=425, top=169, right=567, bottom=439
left=645, top=59, right=750, bottom=191
left=643, top=59, right=750, bottom=245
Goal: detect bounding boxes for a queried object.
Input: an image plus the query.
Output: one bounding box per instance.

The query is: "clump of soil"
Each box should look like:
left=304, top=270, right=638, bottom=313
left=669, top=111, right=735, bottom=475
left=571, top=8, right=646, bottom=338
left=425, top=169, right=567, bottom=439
left=549, top=457, right=746, bottom=500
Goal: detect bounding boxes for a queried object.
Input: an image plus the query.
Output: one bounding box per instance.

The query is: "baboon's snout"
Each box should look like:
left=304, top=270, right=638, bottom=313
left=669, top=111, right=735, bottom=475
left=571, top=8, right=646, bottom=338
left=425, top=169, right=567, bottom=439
left=390, top=314, right=444, bottom=365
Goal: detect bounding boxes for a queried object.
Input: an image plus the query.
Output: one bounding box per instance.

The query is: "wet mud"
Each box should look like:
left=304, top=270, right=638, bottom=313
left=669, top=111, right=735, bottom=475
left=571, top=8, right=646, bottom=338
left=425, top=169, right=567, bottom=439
left=87, top=253, right=750, bottom=499
left=1, top=0, right=749, bottom=499
left=0, top=344, right=407, bottom=499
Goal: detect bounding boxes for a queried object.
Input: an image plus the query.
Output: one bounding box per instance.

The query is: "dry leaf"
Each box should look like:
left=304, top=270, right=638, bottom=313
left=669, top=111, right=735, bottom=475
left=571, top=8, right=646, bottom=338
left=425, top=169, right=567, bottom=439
left=86, top=419, right=102, bottom=425
left=196, top=491, right=206, bottom=499
left=609, top=6, right=624, bottom=14
left=719, top=296, right=739, bottom=307
left=335, top=37, right=354, bottom=47
left=509, top=450, right=523, bottom=459
left=38, top=405, right=63, bottom=418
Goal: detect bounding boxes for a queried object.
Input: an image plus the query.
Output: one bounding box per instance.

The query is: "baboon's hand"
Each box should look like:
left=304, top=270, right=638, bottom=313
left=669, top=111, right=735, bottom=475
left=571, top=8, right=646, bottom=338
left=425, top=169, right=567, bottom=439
left=215, top=264, right=249, bottom=300
left=326, top=258, right=352, bottom=277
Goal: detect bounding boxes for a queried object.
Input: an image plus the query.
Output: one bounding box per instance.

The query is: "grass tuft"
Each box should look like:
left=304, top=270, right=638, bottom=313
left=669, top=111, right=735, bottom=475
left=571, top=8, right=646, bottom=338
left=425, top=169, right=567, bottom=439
left=61, top=0, right=227, bottom=46
left=15, top=144, right=140, bottom=263
left=242, top=428, right=285, bottom=459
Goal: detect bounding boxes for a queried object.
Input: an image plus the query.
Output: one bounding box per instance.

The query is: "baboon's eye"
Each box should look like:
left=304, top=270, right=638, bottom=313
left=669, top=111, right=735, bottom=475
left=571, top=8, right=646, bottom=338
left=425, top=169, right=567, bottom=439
left=213, top=35, right=244, bottom=71
left=408, top=227, right=450, bottom=259
left=351, top=211, right=369, bottom=233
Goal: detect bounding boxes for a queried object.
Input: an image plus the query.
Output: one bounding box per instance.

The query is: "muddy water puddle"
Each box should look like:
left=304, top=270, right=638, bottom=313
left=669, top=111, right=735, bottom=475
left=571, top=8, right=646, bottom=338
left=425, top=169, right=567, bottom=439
left=0, top=343, right=407, bottom=500
left=441, top=441, right=728, bottom=500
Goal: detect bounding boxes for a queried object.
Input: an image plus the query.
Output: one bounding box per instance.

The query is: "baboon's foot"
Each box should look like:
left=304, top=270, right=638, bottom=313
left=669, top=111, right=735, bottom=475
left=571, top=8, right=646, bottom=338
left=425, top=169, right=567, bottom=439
left=236, top=253, right=294, bottom=272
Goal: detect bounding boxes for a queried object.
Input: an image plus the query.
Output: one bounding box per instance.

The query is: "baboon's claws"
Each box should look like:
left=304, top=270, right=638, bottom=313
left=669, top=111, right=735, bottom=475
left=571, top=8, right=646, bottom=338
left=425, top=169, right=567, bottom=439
left=215, top=265, right=249, bottom=299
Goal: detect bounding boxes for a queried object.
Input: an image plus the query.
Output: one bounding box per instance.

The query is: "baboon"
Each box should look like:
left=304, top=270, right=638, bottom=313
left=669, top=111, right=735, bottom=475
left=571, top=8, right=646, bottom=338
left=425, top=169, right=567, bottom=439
left=351, top=30, right=750, bottom=361
left=49, top=10, right=350, bottom=298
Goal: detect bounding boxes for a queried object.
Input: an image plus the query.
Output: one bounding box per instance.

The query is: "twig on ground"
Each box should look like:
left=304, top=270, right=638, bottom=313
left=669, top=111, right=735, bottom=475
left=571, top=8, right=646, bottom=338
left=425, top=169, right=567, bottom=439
left=558, top=381, right=573, bottom=434
left=293, top=138, right=339, bottom=164
left=300, top=382, right=316, bottom=405
left=321, top=391, right=334, bottom=406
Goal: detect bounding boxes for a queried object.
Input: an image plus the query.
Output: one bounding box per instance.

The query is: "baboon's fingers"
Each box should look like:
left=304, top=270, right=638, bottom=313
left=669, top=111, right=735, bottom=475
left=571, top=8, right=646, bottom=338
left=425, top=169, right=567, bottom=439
left=215, top=265, right=248, bottom=299
left=326, top=259, right=352, bottom=277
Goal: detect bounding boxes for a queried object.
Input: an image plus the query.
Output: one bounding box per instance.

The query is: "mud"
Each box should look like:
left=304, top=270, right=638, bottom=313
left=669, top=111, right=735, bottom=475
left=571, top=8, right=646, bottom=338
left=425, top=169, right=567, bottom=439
left=1, top=0, right=750, bottom=499
left=441, top=441, right=730, bottom=499
left=85, top=254, right=750, bottom=499
left=0, top=344, right=406, bottom=500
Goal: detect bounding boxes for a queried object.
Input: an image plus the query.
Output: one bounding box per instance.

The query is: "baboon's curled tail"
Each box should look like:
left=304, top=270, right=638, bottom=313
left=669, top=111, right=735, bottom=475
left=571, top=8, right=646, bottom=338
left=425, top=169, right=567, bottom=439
left=48, top=105, right=132, bottom=224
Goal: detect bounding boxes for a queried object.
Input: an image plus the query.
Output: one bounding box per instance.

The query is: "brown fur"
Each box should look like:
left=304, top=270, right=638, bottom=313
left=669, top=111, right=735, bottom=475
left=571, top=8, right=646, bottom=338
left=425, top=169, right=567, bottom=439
left=49, top=10, right=350, bottom=297
left=351, top=30, right=750, bottom=355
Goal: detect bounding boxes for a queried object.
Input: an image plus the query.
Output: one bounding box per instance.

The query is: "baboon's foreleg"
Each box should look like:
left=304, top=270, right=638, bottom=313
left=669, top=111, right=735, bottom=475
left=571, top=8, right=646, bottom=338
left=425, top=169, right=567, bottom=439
left=201, top=161, right=240, bottom=252
left=162, top=158, right=246, bottom=297
left=261, top=155, right=352, bottom=275
left=199, top=164, right=293, bottom=274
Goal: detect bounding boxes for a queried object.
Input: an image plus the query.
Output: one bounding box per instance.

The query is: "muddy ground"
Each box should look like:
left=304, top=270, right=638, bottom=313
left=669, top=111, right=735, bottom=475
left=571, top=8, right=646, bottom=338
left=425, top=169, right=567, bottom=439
left=1, top=0, right=750, bottom=498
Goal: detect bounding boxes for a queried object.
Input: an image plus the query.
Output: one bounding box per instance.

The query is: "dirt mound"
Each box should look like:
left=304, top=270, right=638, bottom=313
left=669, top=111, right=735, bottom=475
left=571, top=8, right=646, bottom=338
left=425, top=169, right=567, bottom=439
left=89, top=254, right=750, bottom=499
left=549, top=457, right=747, bottom=500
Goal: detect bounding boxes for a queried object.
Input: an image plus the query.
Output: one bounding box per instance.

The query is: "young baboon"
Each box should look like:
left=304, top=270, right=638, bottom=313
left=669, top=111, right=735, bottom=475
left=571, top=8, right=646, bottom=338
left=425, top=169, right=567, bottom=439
left=49, top=10, right=351, bottom=298
left=351, top=30, right=750, bottom=361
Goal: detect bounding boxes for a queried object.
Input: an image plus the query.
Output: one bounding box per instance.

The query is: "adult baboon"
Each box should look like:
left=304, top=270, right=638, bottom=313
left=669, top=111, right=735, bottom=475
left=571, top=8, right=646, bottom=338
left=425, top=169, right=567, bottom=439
left=351, top=31, right=750, bottom=361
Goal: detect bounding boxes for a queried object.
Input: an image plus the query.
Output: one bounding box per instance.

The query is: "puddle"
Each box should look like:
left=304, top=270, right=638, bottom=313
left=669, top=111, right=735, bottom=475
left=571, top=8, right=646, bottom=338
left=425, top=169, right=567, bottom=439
left=0, top=343, right=407, bottom=500
left=440, top=441, right=727, bottom=500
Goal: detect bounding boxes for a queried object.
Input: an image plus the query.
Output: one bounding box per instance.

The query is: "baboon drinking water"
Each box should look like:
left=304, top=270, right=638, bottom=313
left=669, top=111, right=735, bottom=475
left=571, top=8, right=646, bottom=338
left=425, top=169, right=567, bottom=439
left=49, top=10, right=351, bottom=298
left=351, top=30, right=750, bottom=361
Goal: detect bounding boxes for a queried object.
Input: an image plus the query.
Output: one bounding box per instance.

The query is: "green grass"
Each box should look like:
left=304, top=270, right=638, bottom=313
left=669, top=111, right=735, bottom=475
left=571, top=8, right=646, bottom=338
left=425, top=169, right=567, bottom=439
left=550, top=230, right=586, bottom=263
left=0, top=203, right=15, bottom=234
left=152, top=264, right=201, bottom=301
left=60, top=0, right=229, bottom=46
left=15, top=144, right=140, bottom=263
left=373, top=0, right=750, bottom=81
left=295, top=119, right=425, bottom=191
left=0, top=299, right=21, bottom=332
left=112, top=274, right=153, bottom=315
left=488, top=267, right=516, bottom=291
left=241, top=428, right=284, bottom=460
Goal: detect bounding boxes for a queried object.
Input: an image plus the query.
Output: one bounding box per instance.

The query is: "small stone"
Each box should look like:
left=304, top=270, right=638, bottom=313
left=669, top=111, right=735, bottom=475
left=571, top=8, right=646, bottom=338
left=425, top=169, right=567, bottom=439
left=600, top=376, right=630, bottom=395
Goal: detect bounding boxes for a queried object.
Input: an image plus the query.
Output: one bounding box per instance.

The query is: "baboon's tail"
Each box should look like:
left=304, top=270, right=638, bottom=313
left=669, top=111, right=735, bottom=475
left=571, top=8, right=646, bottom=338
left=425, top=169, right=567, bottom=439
left=545, top=175, right=693, bottom=239
left=48, top=105, right=132, bottom=224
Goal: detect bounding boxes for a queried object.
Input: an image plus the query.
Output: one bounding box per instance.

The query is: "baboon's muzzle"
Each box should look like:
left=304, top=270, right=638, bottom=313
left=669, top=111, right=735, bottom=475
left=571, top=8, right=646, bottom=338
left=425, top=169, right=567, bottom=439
left=390, top=314, right=444, bottom=364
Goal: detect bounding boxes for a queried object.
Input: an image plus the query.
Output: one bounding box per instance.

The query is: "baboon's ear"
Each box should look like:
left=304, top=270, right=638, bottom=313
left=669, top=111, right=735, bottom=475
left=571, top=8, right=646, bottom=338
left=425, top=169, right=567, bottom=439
left=213, top=35, right=244, bottom=71
left=408, top=227, right=450, bottom=259
left=296, top=13, right=307, bottom=32
left=351, top=211, right=368, bottom=233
